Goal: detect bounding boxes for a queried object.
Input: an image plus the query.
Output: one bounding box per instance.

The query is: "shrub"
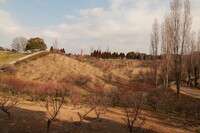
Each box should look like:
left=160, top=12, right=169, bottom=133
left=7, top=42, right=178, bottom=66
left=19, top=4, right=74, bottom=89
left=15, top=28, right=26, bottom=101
left=121, top=91, right=144, bottom=133
left=90, top=87, right=110, bottom=119
left=75, top=75, right=92, bottom=87
left=0, top=90, right=20, bottom=117
left=145, top=88, right=162, bottom=111
left=108, top=88, right=121, bottom=106
left=0, top=64, right=16, bottom=74
left=69, top=91, right=81, bottom=107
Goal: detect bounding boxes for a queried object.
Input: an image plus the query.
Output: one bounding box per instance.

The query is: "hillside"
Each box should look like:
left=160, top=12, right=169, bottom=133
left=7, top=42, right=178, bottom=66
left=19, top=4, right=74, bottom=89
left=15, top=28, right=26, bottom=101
left=15, top=53, right=149, bottom=92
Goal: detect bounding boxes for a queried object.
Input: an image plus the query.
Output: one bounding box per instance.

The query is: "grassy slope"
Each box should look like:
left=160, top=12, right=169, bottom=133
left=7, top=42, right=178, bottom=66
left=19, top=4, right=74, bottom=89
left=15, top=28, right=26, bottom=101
left=0, top=53, right=28, bottom=64
left=76, top=57, right=150, bottom=79
left=16, top=53, right=105, bottom=82
left=16, top=54, right=114, bottom=93
left=15, top=53, right=149, bottom=92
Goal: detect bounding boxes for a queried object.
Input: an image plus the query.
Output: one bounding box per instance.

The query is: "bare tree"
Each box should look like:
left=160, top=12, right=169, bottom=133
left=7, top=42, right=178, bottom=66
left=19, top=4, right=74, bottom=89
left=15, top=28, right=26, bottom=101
left=0, top=91, right=19, bottom=117
left=106, top=46, right=110, bottom=52
left=192, top=31, right=200, bottom=87
left=121, top=92, right=143, bottom=133
left=45, top=88, right=67, bottom=133
left=90, top=46, right=94, bottom=54
left=168, top=0, right=192, bottom=98
left=11, top=36, right=27, bottom=52
left=52, top=39, right=59, bottom=52
left=146, top=88, right=161, bottom=111
left=98, top=46, right=101, bottom=51
left=185, top=32, right=195, bottom=86
left=150, top=18, right=159, bottom=87
left=160, top=16, right=172, bottom=88
left=91, top=93, right=109, bottom=119
left=77, top=101, right=96, bottom=123
left=197, top=31, right=200, bottom=81
left=37, top=84, right=68, bottom=133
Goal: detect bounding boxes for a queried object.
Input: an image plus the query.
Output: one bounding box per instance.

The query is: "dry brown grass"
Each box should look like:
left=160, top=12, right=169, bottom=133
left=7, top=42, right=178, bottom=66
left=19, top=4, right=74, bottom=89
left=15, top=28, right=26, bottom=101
left=15, top=53, right=149, bottom=92
left=14, top=54, right=118, bottom=97
left=16, top=54, right=105, bottom=84
left=77, top=57, right=150, bottom=78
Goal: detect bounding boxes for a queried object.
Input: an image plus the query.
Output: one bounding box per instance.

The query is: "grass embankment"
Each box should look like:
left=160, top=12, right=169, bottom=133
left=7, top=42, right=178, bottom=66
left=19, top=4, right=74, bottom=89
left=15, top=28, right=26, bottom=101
left=14, top=51, right=50, bottom=66
left=14, top=53, right=150, bottom=95
left=76, top=57, right=150, bottom=79
left=16, top=53, right=110, bottom=87
left=0, top=53, right=28, bottom=64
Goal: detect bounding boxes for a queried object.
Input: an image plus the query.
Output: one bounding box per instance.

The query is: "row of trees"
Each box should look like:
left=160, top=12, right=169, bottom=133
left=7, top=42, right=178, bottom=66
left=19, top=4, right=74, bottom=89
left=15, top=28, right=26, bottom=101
left=91, top=50, right=126, bottom=59
left=91, top=50, right=156, bottom=60
left=150, top=0, right=200, bottom=98
left=90, top=50, right=164, bottom=60
left=11, top=37, right=47, bottom=52
left=126, top=52, right=156, bottom=60
left=49, top=39, right=66, bottom=54
left=49, top=47, right=66, bottom=54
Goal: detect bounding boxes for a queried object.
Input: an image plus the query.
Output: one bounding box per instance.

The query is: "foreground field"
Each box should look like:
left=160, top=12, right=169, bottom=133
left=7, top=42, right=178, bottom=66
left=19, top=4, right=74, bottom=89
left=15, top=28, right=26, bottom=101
left=0, top=53, right=28, bottom=64
left=0, top=100, right=199, bottom=133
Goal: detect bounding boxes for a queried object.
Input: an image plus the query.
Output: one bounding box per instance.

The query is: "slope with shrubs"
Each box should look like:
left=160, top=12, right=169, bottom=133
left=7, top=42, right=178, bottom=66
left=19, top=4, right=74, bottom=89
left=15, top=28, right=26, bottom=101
left=76, top=57, right=150, bottom=80
left=15, top=53, right=116, bottom=91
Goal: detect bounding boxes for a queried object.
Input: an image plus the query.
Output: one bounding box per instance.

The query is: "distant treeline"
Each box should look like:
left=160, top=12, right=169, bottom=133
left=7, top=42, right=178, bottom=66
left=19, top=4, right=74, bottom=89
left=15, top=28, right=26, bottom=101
left=91, top=50, right=158, bottom=60
left=91, top=50, right=125, bottom=59
left=126, top=52, right=155, bottom=60
left=50, top=46, right=66, bottom=54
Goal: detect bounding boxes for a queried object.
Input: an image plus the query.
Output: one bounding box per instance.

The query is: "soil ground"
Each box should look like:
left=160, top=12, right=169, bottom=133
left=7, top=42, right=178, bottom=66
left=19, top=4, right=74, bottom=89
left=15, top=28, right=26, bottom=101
left=0, top=100, right=199, bottom=133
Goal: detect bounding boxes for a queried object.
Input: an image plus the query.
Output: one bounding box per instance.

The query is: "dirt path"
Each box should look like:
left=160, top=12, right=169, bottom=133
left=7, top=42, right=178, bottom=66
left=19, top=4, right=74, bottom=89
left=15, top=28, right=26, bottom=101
left=171, top=85, right=200, bottom=98
left=9, top=51, right=46, bottom=64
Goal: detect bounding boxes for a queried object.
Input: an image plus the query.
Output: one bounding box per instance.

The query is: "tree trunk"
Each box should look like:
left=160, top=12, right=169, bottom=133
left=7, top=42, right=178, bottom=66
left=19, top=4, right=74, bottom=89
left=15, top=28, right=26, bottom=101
left=194, top=67, right=198, bottom=87
left=188, top=71, right=191, bottom=86
left=176, top=81, right=180, bottom=99
left=155, top=69, right=158, bottom=88
left=1, top=109, right=11, bottom=117
left=197, top=69, right=200, bottom=79
left=47, top=119, right=51, bottom=133
left=166, top=74, right=169, bottom=88
left=164, top=73, right=169, bottom=89
left=128, top=125, right=133, bottom=133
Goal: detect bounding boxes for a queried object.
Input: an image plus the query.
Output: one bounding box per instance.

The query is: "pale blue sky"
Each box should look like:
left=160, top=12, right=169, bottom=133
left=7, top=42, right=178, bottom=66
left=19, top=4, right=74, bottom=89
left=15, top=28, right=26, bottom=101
left=0, top=0, right=109, bottom=26
left=0, top=0, right=200, bottom=54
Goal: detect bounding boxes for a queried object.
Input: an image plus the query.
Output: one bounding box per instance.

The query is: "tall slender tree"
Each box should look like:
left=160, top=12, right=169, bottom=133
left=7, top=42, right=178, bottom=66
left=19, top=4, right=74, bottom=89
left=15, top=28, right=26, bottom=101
left=150, top=18, right=159, bottom=88
left=169, top=0, right=191, bottom=98
left=160, top=16, right=172, bottom=89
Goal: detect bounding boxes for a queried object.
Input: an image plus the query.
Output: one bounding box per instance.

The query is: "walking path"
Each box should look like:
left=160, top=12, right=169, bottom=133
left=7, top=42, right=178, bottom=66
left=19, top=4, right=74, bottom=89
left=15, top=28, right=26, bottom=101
left=171, top=85, right=200, bottom=98
left=9, top=51, right=46, bottom=64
